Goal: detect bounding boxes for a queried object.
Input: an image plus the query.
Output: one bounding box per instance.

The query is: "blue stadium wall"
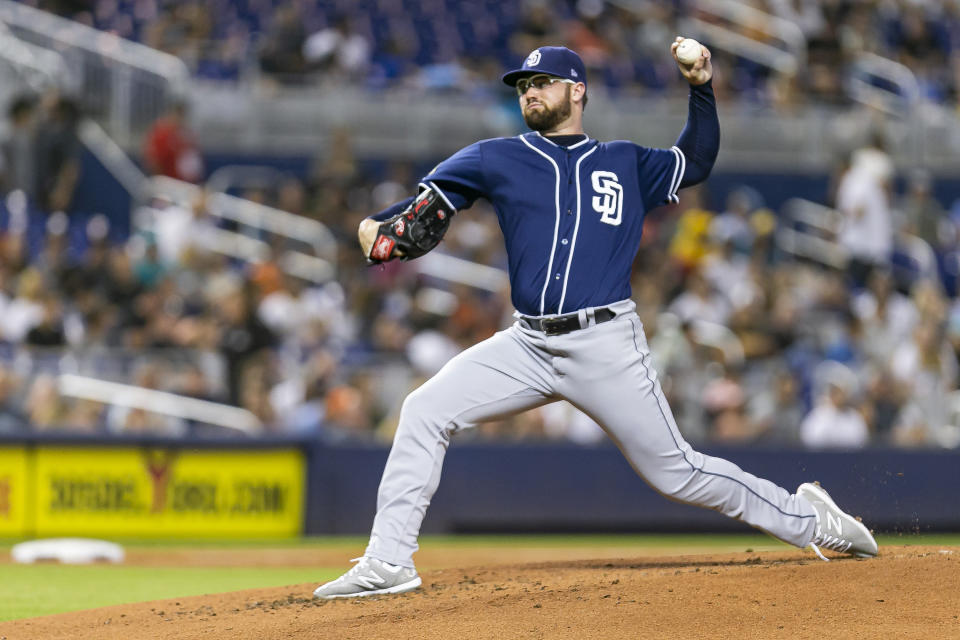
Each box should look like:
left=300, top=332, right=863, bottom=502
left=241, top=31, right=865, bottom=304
left=2, top=436, right=957, bottom=535
left=307, top=442, right=960, bottom=535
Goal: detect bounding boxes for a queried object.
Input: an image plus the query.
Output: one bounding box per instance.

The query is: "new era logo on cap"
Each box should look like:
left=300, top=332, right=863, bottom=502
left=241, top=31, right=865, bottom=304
left=502, top=46, right=587, bottom=88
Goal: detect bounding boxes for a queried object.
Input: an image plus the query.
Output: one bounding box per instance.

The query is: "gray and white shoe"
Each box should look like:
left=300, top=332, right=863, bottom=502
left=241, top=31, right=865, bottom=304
left=798, top=481, right=878, bottom=561
left=313, top=556, right=422, bottom=599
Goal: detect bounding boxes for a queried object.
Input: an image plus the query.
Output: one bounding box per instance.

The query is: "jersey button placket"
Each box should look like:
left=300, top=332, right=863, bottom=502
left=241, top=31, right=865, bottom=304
left=551, top=155, right=579, bottom=311
left=544, top=150, right=576, bottom=313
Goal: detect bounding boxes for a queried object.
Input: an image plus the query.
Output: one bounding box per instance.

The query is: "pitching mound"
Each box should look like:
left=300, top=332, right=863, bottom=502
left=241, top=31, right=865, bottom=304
left=2, top=546, right=956, bottom=639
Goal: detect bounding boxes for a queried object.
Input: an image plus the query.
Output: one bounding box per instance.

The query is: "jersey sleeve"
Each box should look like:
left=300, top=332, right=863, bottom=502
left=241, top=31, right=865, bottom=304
left=419, top=141, right=486, bottom=211
left=635, top=145, right=686, bottom=207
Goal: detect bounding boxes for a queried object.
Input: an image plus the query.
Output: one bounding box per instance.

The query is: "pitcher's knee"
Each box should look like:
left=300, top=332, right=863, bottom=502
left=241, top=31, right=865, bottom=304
left=641, top=444, right=710, bottom=498
left=645, top=461, right=740, bottom=513
left=642, top=461, right=703, bottom=503
left=397, top=386, right=454, bottom=439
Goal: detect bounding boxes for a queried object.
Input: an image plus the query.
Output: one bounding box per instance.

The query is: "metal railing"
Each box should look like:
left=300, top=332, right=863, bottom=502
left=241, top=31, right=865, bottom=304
left=0, top=0, right=188, bottom=146
left=145, top=175, right=337, bottom=283
left=59, top=374, right=263, bottom=436
left=415, top=252, right=510, bottom=293
left=846, top=53, right=920, bottom=117
left=78, top=124, right=339, bottom=283
left=78, top=118, right=148, bottom=198
left=777, top=198, right=849, bottom=269
left=0, top=344, right=260, bottom=434
left=777, top=197, right=942, bottom=289
left=0, top=19, right=66, bottom=93
left=675, top=0, right=807, bottom=75
left=132, top=202, right=271, bottom=262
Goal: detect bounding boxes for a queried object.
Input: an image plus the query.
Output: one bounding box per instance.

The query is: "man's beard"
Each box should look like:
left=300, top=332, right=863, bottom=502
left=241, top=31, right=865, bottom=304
left=522, top=86, right=572, bottom=132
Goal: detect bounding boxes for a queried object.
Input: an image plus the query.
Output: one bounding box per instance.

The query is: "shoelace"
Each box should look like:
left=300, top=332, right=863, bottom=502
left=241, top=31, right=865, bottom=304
left=330, top=556, right=370, bottom=582
left=809, top=528, right=853, bottom=562
left=346, top=557, right=369, bottom=573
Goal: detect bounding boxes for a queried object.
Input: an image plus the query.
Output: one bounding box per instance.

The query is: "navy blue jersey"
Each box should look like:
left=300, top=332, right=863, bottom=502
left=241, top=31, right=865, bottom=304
left=422, top=132, right=685, bottom=316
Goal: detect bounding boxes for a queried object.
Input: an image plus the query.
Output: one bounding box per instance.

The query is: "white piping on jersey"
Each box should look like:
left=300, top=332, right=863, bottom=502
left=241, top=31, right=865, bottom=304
left=418, top=181, right=456, bottom=211
left=557, top=144, right=599, bottom=314
left=534, top=131, right=591, bottom=149
left=667, top=146, right=686, bottom=204
left=519, top=134, right=562, bottom=315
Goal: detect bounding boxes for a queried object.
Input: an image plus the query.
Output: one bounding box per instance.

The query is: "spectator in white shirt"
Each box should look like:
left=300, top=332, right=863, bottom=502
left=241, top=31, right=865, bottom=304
left=801, top=362, right=870, bottom=449
left=835, top=140, right=894, bottom=287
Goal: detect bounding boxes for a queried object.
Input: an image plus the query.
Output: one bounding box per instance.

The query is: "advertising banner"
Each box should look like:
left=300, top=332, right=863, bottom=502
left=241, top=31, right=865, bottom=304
left=0, top=447, right=29, bottom=536
left=32, top=447, right=304, bottom=538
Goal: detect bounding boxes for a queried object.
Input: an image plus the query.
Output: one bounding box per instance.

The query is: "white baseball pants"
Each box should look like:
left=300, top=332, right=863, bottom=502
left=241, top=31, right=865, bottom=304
left=365, top=299, right=817, bottom=568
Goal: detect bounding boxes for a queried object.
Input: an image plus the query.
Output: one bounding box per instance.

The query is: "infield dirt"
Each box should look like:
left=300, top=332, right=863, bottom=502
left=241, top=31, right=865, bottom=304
left=1, top=545, right=956, bottom=639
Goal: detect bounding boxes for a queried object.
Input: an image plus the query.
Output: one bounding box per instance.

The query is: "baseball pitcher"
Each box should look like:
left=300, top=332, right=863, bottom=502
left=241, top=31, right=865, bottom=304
left=314, top=41, right=877, bottom=599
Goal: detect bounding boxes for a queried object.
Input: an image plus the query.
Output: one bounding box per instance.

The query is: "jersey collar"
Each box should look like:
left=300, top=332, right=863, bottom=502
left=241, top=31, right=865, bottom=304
left=524, top=131, right=596, bottom=156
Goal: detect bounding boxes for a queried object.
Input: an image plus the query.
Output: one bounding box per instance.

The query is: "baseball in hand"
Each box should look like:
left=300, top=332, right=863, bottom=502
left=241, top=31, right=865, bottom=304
left=676, top=38, right=702, bottom=65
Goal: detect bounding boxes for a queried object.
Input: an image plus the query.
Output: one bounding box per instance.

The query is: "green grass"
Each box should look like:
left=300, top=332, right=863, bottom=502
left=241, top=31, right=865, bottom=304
left=0, top=537, right=368, bottom=550
left=0, top=565, right=342, bottom=622
left=0, top=533, right=957, bottom=622
left=2, top=532, right=958, bottom=553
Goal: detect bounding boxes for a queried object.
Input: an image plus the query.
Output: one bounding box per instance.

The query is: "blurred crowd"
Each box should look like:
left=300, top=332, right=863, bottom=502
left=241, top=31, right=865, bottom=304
left=2, top=74, right=960, bottom=450
left=3, top=1, right=960, bottom=448
left=23, top=0, right=960, bottom=107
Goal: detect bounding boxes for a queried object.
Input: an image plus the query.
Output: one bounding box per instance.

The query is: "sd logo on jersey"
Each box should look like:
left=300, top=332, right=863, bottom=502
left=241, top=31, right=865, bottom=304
left=591, top=171, right=623, bottom=226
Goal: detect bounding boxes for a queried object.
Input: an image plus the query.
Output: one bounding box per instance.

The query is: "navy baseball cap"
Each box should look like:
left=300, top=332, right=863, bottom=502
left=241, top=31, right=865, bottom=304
left=501, top=46, right=587, bottom=87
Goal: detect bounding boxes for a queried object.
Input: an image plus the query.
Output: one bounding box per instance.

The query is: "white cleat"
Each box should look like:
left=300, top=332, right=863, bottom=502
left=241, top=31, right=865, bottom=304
left=313, top=556, right=422, bottom=599
left=797, top=481, right=878, bottom=561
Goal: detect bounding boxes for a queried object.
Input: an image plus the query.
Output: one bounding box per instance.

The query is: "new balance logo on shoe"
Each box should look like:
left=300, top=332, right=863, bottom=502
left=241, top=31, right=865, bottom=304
left=355, top=573, right=387, bottom=590
left=826, top=511, right=843, bottom=535
left=797, top=482, right=877, bottom=561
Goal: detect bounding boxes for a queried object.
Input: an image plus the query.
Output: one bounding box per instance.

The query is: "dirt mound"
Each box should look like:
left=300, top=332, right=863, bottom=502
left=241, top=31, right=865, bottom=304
left=2, top=546, right=956, bottom=639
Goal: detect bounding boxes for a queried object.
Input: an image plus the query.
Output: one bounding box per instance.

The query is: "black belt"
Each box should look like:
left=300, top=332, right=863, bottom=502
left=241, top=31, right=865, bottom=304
left=520, top=307, right=616, bottom=336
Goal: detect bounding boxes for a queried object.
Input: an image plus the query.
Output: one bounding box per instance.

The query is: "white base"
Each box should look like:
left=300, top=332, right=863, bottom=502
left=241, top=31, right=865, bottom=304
left=11, top=538, right=125, bottom=564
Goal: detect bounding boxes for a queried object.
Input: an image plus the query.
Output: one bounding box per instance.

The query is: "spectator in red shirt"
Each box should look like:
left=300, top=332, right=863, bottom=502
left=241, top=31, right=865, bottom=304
left=143, top=101, right=204, bottom=183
